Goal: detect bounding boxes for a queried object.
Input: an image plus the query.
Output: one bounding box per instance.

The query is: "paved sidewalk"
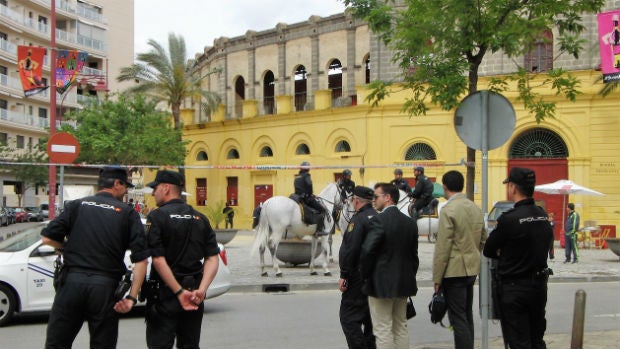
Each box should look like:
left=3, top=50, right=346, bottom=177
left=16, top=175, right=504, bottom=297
left=222, top=230, right=620, bottom=349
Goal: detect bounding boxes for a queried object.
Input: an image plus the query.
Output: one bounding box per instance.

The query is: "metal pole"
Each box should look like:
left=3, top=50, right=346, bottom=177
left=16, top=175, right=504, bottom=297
left=48, top=0, right=57, bottom=219
left=59, top=165, right=64, bottom=211
left=480, top=90, right=490, bottom=349
left=571, top=290, right=587, bottom=349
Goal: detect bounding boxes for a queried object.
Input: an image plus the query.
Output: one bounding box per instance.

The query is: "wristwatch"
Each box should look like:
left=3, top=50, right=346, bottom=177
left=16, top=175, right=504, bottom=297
left=125, top=295, right=138, bottom=304
left=174, top=287, right=184, bottom=296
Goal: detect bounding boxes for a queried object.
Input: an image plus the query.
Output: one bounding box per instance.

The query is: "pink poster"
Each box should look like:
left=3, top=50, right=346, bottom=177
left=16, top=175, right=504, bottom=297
left=597, top=10, right=620, bottom=83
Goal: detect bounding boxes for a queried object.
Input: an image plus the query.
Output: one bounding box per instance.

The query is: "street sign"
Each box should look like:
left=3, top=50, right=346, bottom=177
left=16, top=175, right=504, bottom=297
left=47, top=132, right=80, bottom=164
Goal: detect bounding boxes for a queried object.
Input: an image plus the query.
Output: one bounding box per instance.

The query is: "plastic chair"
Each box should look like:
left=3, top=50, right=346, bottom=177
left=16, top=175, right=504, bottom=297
left=592, top=227, right=611, bottom=249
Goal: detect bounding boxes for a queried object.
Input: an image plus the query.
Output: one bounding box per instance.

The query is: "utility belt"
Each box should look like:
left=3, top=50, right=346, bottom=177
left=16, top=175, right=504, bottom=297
left=139, top=273, right=202, bottom=303
left=501, top=268, right=553, bottom=283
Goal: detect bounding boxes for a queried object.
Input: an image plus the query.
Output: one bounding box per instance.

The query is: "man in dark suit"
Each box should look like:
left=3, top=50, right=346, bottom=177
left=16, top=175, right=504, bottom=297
left=360, top=182, right=419, bottom=349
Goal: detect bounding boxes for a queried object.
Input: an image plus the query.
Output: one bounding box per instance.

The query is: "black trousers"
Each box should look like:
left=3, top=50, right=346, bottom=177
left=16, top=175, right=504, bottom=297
left=146, top=292, right=204, bottom=349
left=45, top=271, right=119, bottom=349
left=443, top=275, right=477, bottom=349
left=499, top=278, right=548, bottom=349
left=339, top=278, right=375, bottom=349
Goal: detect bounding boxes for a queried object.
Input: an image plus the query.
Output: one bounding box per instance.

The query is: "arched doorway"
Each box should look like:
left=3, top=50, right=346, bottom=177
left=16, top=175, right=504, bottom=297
left=234, top=76, right=245, bottom=118
left=507, top=128, right=569, bottom=240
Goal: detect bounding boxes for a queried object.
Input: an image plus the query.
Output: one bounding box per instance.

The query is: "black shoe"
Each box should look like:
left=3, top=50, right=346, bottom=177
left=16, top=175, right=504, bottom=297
left=572, top=260, right=578, bottom=264
left=563, top=260, right=570, bottom=264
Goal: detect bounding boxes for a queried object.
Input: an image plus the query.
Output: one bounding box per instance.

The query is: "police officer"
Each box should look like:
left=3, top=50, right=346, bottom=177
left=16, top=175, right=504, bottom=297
left=294, top=161, right=324, bottom=214
left=41, top=167, right=148, bottom=349
left=339, top=186, right=377, bottom=349
left=483, top=167, right=554, bottom=349
left=144, top=170, right=220, bottom=349
left=411, top=166, right=434, bottom=218
left=337, top=169, right=356, bottom=203
left=390, top=168, right=411, bottom=196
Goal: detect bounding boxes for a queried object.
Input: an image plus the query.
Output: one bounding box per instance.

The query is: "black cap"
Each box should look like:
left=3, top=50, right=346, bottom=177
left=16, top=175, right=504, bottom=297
left=394, top=169, right=403, bottom=175
left=146, top=170, right=185, bottom=188
left=503, top=167, right=536, bottom=186
left=353, top=186, right=374, bottom=200
left=99, top=167, right=134, bottom=188
left=414, top=166, right=424, bottom=173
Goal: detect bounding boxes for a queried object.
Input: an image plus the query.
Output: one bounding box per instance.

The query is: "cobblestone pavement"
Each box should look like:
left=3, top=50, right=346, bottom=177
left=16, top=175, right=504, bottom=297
left=222, top=230, right=620, bottom=349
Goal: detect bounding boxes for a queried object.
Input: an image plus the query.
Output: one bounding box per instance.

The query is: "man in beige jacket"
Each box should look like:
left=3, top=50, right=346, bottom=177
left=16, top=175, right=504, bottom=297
left=433, top=170, right=487, bottom=349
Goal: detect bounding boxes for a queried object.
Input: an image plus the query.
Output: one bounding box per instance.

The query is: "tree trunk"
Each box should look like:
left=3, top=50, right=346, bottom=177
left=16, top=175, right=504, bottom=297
left=171, top=103, right=187, bottom=200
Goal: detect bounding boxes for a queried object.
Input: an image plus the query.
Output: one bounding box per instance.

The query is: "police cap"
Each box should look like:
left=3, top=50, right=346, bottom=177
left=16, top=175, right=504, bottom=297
left=99, top=167, right=134, bottom=188
left=394, top=169, right=403, bottom=175
left=353, top=186, right=374, bottom=200
left=146, top=170, right=185, bottom=188
left=502, top=167, right=536, bottom=186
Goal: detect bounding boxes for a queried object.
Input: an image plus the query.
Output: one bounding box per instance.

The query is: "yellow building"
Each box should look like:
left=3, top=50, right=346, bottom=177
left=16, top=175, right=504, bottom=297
left=179, top=7, right=619, bottom=237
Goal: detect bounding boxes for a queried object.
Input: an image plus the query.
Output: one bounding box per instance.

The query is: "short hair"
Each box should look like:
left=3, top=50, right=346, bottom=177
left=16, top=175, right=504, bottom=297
left=442, top=170, right=464, bottom=192
left=97, top=177, right=116, bottom=190
left=514, top=183, right=535, bottom=197
left=568, top=203, right=575, bottom=210
left=374, top=182, right=399, bottom=203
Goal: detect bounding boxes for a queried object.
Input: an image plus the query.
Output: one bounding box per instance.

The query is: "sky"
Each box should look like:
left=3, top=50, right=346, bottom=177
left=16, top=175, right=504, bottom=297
left=134, top=0, right=347, bottom=58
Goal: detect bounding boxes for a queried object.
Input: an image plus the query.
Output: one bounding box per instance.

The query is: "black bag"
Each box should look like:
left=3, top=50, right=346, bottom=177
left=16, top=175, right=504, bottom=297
left=52, top=254, right=66, bottom=291
left=406, top=297, right=416, bottom=319
left=428, top=289, right=448, bottom=327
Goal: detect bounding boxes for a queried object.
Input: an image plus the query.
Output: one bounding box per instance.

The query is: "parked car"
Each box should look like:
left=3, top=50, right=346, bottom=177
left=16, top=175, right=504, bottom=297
left=487, top=199, right=547, bottom=234
left=3, top=208, right=16, bottom=225
left=39, top=204, right=49, bottom=219
left=11, top=208, right=29, bottom=223
left=24, top=207, right=44, bottom=222
left=0, top=222, right=232, bottom=326
left=0, top=208, right=8, bottom=226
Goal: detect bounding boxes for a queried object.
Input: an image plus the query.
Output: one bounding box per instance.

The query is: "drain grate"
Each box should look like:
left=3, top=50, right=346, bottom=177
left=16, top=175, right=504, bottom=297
left=262, top=283, right=290, bottom=292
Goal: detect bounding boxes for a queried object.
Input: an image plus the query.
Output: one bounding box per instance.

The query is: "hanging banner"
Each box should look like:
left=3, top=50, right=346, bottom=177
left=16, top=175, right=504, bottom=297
left=597, top=9, right=620, bottom=83
left=56, top=50, right=89, bottom=94
left=17, top=46, right=49, bottom=97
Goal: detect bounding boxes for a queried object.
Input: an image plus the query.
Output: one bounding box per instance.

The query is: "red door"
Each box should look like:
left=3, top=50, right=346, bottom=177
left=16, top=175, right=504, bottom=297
left=254, top=185, right=273, bottom=208
left=507, top=159, right=568, bottom=240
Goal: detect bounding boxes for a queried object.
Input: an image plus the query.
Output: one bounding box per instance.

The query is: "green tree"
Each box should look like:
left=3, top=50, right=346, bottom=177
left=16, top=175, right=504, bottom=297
left=58, top=93, right=187, bottom=166
left=117, top=33, right=221, bottom=180
left=0, top=145, right=48, bottom=206
left=343, top=0, right=604, bottom=199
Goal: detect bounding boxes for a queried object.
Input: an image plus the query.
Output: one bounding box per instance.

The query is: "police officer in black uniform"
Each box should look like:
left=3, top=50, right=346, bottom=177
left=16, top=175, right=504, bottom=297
left=483, top=167, right=554, bottom=349
left=294, top=161, right=325, bottom=214
left=339, top=186, right=377, bottom=349
left=145, top=170, right=220, bottom=349
left=411, top=166, right=434, bottom=218
left=337, top=169, right=356, bottom=203
left=41, top=167, right=148, bottom=349
left=390, top=168, right=411, bottom=196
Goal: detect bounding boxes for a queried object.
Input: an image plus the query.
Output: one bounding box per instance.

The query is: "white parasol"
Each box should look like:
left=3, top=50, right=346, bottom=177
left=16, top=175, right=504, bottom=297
left=534, top=179, right=604, bottom=230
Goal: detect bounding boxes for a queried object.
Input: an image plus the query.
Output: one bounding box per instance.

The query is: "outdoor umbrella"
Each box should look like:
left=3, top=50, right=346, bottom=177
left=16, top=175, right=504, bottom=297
left=534, top=179, right=604, bottom=231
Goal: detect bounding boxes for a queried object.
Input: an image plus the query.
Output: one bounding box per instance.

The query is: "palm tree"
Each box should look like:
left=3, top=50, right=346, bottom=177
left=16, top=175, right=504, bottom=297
left=598, top=79, right=618, bottom=97
left=117, top=33, right=220, bottom=179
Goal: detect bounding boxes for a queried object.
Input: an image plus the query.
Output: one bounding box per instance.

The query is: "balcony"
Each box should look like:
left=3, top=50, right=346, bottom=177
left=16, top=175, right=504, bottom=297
left=0, top=108, right=49, bottom=129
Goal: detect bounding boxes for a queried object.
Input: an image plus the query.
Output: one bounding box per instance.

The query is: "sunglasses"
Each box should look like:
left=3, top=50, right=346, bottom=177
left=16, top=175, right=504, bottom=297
left=373, top=193, right=385, bottom=199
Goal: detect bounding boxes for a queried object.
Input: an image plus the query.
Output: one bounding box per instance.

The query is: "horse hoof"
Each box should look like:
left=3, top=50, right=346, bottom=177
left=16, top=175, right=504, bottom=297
left=276, top=272, right=283, bottom=277
left=324, top=272, right=332, bottom=276
left=261, top=272, right=268, bottom=277
left=310, top=271, right=318, bottom=276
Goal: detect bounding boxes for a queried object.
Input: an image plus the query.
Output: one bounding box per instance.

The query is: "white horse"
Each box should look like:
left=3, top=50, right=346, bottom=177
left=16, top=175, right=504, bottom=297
left=252, top=182, right=350, bottom=277
left=395, top=189, right=444, bottom=242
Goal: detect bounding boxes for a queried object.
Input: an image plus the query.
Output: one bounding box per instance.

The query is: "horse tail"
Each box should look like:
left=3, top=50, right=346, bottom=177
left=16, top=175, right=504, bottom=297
left=251, top=204, right=270, bottom=256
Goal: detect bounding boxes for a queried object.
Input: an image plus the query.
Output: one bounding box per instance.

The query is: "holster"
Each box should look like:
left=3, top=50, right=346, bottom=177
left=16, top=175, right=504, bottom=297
left=139, top=279, right=161, bottom=303
left=53, top=255, right=66, bottom=291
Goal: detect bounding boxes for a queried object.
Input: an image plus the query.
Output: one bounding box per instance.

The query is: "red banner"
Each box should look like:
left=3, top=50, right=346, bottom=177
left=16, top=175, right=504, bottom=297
left=17, top=46, right=48, bottom=97
left=597, top=10, right=620, bottom=83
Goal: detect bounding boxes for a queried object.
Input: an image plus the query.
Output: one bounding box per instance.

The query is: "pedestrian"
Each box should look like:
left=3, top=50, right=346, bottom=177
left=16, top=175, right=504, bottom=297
left=564, top=203, right=580, bottom=263
left=390, top=169, right=412, bottom=196
left=360, top=183, right=419, bottom=349
left=339, top=186, right=378, bottom=349
left=144, top=169, right=220, bottom=348
left=548, top=212, right=556, bottom=260
left=410, top=166, right=434, bottom=219
left=223, top=201, right=234, bottom=229
left=483, top=167, right=554, bottom=349
left=252, top=202, right=262, bottom=229
left=41, top=166, right=148, bottom=349
left=432, top=170, right=487, bottom=349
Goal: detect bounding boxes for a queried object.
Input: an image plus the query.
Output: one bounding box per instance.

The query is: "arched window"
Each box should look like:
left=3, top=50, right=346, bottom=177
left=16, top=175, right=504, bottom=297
left=294, top=65, right=307, bottom=111
left=196, top=151, right=208, bottom=161
left=509, top=128, right=568, bottom=159
left=227, top=148, right=240, bottom=159
left=335, top=140, right=351, bottom=153
left=404, top=143, right=436, bottom=160
left=234, top=76, right=245, bottom=118
left=263, top=71, right=275, bottom=115
left=364, top=55, right=371, bottom=84
left=524, top=29, right=553, bottom=73
left=260, top=146, right=273, bottom=157
left=328, top=59, right=343, bottom=101
left=296, top=143, right=310, bottom=155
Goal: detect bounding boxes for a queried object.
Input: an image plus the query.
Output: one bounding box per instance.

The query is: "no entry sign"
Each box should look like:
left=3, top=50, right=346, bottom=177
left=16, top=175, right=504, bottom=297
left=47, top=132, right=80, bottom=164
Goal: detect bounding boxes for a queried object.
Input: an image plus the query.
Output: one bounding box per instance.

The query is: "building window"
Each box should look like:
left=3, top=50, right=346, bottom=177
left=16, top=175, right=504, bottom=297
left=364, top=55, right=371, bottom=84
left=294, top=65, right=307, bottom=111
left=0, top=132, right=7, bottom=145
left=196, top=151, right=208, bottom=161
left=524, top=29, right=553, bottom=73
left=335, top=140, right=351, bottom=153
left=234, top=76, right=245, bottom=119
left=227, top=149, right=240, bottom=159
left=296, top=143, right=310, bottom=155
left=16, top=135, right=25, bottom=149
left=263, top=71, right=275, bottom=115
left=328, top=59, right=343, bottom=101
left=38, top=108, right=47, bottom=118
left=259, top=146, right=273, bottom=157
left=509, top=128, right=568, bottom=159
left=404, top=143, right=436, bottom=160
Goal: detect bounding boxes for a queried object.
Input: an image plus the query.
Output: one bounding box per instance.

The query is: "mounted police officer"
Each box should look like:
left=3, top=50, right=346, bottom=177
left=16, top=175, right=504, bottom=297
left=293, top=161, right=327, bottom=221
left=390, top=168, right=412, bottom=196
left=41, top=166, right=148, bottom=349
left=337, top=169, right=356, bottom=203
left=144, top=170, right=220, bottom=348
left=411, top=166, right=434, bottom=219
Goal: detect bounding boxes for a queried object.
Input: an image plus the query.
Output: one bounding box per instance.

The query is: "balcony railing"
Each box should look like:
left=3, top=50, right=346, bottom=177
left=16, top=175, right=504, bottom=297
left=0, top=108, right=49, bottom=129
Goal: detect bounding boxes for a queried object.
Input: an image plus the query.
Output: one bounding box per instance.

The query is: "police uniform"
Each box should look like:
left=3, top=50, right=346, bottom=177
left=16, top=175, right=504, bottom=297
left=337, top=178, right=356, bottom=201
left=411, top=168, right=434, bottom=213
left=294, top=168, right=324, bottom=213
left=339, top=186, right=377, bottom=349
left=483, top=168, right=554, bottom=349
left=41, top=167, right=147, bottom=349
left=145, top=171, right=220, bottom=348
